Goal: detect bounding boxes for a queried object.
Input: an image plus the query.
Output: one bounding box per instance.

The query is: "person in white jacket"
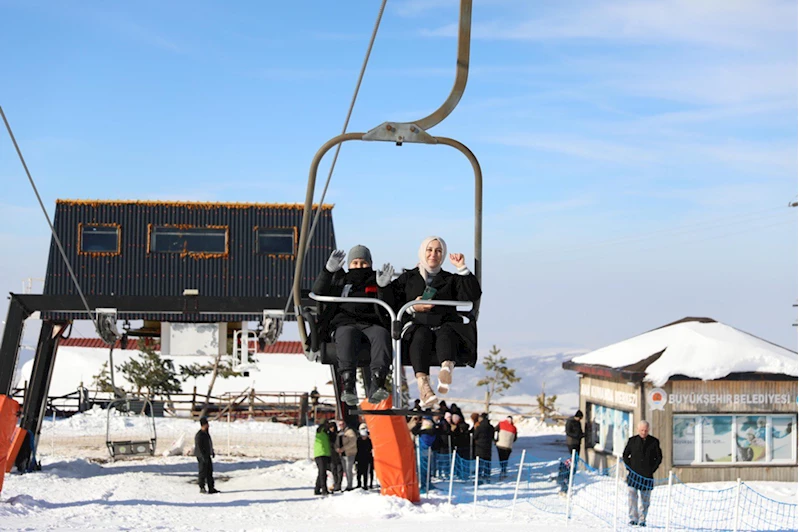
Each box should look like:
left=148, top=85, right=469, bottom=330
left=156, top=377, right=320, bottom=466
left=495, top=416, right=518, bottom=479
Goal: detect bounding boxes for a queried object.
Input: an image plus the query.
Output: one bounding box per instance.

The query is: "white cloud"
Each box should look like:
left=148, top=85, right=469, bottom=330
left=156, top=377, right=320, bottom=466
left=423, top=0, right=796, bottom=49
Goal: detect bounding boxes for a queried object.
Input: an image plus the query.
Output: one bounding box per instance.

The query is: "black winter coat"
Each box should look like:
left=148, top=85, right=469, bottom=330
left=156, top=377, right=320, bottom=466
left=622, top=435, right=662, bottom=489
left=473, top=421, right=495, bottom=460
left=312, top=268, right=390, bottom=340
left=565, top=417, right=584, bottom=447
left=384, top=267, right=482, bottom=367
left=194, top=429, right=214, bottom=461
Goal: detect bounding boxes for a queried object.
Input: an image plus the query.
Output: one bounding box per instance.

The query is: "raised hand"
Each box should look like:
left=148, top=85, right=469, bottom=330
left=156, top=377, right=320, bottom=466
left=449, top=253, right=465, bottom=268
left=376, top=263, right=394, bottom=288
left=325, top=249, right=346, bottom=272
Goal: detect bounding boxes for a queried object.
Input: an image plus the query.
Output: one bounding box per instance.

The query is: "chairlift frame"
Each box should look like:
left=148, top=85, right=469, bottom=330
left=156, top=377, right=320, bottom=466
left=106, top=397, right=157, bottom=461
left=292, top=1, right=482, bottom=416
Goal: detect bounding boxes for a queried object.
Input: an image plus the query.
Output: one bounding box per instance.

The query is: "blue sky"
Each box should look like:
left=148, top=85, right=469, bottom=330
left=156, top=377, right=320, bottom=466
left=1, top=0, right=797, bottom=354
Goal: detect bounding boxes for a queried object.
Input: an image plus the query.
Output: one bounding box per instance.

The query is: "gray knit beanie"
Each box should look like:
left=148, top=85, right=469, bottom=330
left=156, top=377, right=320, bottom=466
left=347, top=245, right=372, bottom=265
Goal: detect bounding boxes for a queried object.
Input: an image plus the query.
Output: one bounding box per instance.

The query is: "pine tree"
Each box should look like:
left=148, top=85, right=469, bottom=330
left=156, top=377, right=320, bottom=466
left=91, top=361, right=115, bottom=393
left=117, top=339, right=181, bottom=399
left=536, top=381, right=558, bottom=422
left=476, top=345, right=521, bottom=413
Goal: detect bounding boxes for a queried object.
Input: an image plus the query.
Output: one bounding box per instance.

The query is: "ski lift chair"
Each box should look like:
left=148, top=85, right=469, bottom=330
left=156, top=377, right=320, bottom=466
left=106, top=397, right=157, bottom=461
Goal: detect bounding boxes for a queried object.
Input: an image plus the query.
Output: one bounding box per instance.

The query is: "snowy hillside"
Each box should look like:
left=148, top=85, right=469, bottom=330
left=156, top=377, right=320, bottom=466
left=445, top=345, right=587, bottom=415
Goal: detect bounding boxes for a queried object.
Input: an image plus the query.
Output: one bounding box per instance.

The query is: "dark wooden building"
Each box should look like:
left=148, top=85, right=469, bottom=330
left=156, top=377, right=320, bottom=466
left=42, top=199, right=336, bottom=323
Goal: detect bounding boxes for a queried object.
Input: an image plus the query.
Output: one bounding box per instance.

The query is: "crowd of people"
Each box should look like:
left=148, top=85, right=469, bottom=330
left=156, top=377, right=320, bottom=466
left=313, top=418, right=374, bottom=495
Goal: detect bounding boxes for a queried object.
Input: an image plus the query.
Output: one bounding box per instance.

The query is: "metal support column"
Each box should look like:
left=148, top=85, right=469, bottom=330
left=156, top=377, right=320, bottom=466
left=0, top=295, right=31, bottom=394
left=20, top=320, right=68, bottom=439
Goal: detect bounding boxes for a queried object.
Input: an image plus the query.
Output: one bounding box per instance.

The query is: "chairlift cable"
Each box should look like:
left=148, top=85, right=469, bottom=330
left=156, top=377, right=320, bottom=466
left=282, top=0, right=388, bottom=315
left=0, top=106, right=100, bottom=335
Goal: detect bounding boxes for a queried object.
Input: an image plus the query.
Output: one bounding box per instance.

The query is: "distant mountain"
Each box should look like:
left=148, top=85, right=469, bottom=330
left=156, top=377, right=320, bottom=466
left=440, top=345, right=588, bottom=416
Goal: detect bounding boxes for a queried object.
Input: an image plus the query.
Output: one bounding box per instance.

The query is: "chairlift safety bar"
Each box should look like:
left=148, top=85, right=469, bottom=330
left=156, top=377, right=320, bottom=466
left=308, top=292, right=472, bottom=407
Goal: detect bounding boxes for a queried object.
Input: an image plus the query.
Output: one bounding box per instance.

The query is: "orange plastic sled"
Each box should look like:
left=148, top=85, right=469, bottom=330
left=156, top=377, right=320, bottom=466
left=0, top=395, right=21, bottom=493
left=362, top=396, right=419, bottom=503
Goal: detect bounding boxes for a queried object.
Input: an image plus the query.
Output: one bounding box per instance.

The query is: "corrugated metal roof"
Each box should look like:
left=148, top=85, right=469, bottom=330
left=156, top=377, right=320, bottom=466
left=58, top=337, right=304, bottom=354
left=43, top=200, right=336, bottom=322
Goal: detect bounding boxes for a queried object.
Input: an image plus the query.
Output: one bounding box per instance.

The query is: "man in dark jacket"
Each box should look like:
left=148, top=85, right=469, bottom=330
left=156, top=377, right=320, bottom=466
left=473, top=413, right=494, bottom=484
left=622, top=420, right=662, bottom=527
left=565, top=410, right=584, bottom=457
left=194, top=417, right=219, bottom=494
left=313, top=246, right=393, bottom=405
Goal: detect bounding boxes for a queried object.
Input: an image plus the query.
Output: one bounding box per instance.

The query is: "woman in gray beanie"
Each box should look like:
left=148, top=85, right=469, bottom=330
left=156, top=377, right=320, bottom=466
left=313, top=245, right=395, bottom=406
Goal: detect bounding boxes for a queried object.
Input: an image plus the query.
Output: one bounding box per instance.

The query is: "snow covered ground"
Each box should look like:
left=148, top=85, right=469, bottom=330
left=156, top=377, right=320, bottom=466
left=1, top=412, right=795, bottom=531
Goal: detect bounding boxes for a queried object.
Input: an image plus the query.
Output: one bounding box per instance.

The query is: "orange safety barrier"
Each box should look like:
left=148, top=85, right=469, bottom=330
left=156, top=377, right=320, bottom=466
left=362, top=396, right=419, bottom=503
left=0, top=395, right=21, bottom=493
left=6, top=428, right=25, bottom=474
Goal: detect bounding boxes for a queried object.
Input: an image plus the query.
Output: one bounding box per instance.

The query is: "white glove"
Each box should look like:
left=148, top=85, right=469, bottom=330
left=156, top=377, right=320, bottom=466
left=376, top=263, right=394, bottom=288
left=325, top=250, right=346, bottom=272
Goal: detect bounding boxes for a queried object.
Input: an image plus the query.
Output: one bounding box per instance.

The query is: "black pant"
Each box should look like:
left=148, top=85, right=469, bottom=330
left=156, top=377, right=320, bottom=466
left=408, top=325, right=458, bottom=375
left=335, top=324, right=391, bottom=374
left=197, top=457, right=214, bottom=490
left=567, top=444, right=581, bottom=458
left=357, top=460, right=374, bottom=488
left=315, top=456, right=330, bottom=494
left=497, top=447, right=512, bottom=475
left=329, top=453, right=343, bottom=490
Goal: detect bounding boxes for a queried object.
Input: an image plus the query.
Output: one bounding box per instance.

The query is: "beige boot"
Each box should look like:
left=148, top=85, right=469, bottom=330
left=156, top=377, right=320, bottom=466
left=437, top=360, right=455, bottom=395
left=415, top=372, right=438, bottom=408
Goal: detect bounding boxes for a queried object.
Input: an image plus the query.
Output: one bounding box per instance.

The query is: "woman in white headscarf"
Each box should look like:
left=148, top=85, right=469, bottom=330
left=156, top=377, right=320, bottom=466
left=384, top=236, right=481, bottom=408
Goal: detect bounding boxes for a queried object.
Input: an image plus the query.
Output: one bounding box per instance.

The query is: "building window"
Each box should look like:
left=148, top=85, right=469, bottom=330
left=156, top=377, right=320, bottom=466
left=150, top=226, right=227, bottom=255
left=587, top=403, right=633, bottom=456
left=256, top=227, right=295, bottom=255
left=673, top=414, right=797, bottom=466
left=80, top=224, right=120, bottom=254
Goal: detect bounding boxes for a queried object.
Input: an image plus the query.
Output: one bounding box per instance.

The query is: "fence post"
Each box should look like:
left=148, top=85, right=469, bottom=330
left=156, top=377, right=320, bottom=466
left=666, top=470, right=673, bottom=532
left=191, top=386, right=197, bottom=417
left=226, top=408, right=231, bottom=456
left=448, top=450, right=456, bottom=505
left=510, top=449, right=526, bottom=520
left=614, top=456, right=621, bottom=531
left=248, top=388, right=255, bottom=420
left=473, top=456, right=480, bottom=519
left=426, top=446, right=432, bottom=493
left=734, top=478, right=741, bottom=532
left=565, top=448, right=577, bottom=524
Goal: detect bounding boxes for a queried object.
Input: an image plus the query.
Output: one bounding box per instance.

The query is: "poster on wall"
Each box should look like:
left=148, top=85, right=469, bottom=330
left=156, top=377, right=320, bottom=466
left=736, top=416, right=767, bottom=462
left=701, top=416, right=733, bottom=462
left=771, top=416, right=794, bottom=461
left=672, top=417, right=696, bottom=464
left=591, top=404, right=632, bottom=456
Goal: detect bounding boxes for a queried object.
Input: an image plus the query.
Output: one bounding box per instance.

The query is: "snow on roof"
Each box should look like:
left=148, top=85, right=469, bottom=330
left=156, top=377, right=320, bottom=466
left=570, top=317, right=798, bottom=386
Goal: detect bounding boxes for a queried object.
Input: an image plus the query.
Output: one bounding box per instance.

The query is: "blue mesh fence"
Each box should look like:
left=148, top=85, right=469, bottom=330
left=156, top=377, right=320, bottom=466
left=670, top=477, right=737, bottom=531
left=412, top=442, right=796, bottom=531
left=738, top=482, right=798, bottom=532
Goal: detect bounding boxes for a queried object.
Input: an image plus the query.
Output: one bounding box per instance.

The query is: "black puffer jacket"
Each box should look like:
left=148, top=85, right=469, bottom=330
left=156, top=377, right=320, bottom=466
left=565, top=417, right=584, bottom=447
left=473, top=420, right=495, bottom=460
left=383, top=267, right=482, bottom=366
left=623, top=435, right=662, bottom=489
left=312, top=268, right=390, bottom=339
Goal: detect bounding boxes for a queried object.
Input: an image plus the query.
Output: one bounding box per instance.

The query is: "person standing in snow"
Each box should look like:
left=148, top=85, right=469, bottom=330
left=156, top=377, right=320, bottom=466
left=473, top=413, right=495, bottom=484
left=495, top=416, right=518, bottom=479
left=327, top=420, right=343, bottom=492
left=313, top=421, right=331, bottom=496
left=355, top=424, right=374, bottom=490
left=622, top=420, right=663, bottom=527
left=194, top=416, right=218, bottom=494
left=337, top=420, right=359, bottom=490
left=565, top=410, right=584, bottom=457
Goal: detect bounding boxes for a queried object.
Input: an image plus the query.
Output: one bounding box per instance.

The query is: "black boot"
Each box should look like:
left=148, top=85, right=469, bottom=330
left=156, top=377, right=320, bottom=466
left=368, top=370, right=389, bottom=403
left=340, top=370, right=358, bottom=406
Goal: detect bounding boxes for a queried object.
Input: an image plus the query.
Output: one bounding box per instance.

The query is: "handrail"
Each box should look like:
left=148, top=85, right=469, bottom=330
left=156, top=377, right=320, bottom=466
left=309, top=293, right=474, bottom=406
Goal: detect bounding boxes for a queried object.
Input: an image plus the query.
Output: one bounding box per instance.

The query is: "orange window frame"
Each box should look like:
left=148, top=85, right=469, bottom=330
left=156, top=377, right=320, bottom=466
left=77, top=223, right=121, bottom=256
